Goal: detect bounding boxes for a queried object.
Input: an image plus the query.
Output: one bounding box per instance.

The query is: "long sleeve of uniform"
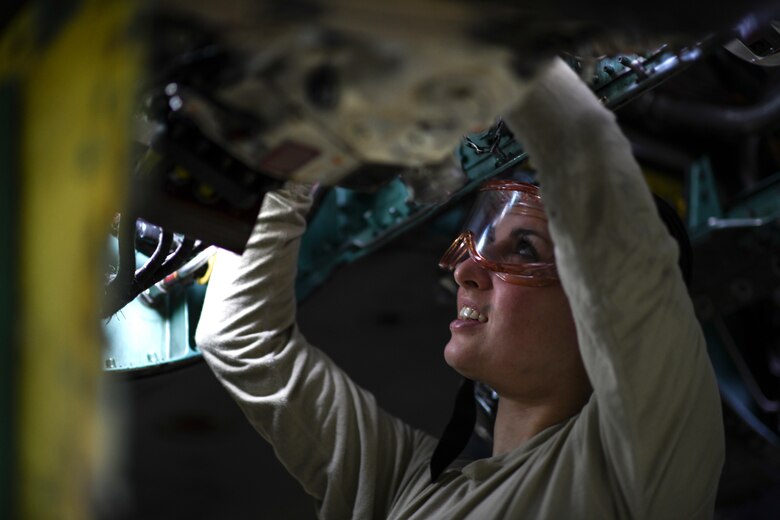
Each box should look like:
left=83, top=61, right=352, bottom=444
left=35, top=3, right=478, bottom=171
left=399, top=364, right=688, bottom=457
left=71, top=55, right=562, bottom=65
left=195, top=184, right=437, bottom=519
left=504, top=59, right=725, bottom=519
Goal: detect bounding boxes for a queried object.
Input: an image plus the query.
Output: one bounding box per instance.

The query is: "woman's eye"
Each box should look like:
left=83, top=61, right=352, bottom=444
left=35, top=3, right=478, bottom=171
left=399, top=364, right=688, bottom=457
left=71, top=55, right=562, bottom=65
left=512, top=237, right=538, bottom=261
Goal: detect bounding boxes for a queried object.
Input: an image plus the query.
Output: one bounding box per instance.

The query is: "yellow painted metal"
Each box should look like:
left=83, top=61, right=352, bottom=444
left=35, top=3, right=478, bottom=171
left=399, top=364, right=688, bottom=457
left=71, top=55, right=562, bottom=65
left=644, top=168, right=688, bottom=218
left=7, top=1, right=141, bottom=518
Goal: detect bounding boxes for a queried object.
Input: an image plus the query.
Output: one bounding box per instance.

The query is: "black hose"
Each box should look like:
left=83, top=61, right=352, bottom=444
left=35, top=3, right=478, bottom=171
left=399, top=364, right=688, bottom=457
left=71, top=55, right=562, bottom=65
left=134, top=230, right=173, bottom=289
left=103, top=225, right=202, bottom=318
left=628, top=88, right=780, bottom=136
left=154, top=237, right=197, bottom=282
left=103, top=213, right=138, bottom=317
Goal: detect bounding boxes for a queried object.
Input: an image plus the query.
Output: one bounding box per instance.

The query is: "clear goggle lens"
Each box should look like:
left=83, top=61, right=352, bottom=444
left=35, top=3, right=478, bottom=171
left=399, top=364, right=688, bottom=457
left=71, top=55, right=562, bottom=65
left=438, top=181, right=558, bottom=286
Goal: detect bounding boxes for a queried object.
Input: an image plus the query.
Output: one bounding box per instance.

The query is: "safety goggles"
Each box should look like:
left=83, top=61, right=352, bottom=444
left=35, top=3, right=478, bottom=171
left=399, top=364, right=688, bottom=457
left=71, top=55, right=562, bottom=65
left=438, top=180, right=558, bottom=286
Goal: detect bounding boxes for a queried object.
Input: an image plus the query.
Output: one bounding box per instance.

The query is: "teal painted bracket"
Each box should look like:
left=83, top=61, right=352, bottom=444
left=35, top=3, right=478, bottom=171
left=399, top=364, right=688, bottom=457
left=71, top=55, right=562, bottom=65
left=296, top=125, right=529, bottom=301
left=0, top=79, right=19, bottom=520
left=589, top=46, right=703, bottom=108
left=687, top=157, right=780, bottom=241
left=687, top=157, right=724, bottom=239
left=102, top=238, right=206, bottom=375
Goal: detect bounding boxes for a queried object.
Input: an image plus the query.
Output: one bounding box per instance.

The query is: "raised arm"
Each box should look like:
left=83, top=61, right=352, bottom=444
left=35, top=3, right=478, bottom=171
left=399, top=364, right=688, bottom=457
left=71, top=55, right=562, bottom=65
left=504, top=59, right=725, bottom=518
left=195, top=184, right=436, bottom=519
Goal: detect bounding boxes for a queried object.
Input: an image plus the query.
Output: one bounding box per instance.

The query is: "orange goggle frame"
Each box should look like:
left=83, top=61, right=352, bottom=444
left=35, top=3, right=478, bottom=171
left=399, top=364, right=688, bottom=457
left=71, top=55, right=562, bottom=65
left=438, top=180, right=558, bottom=287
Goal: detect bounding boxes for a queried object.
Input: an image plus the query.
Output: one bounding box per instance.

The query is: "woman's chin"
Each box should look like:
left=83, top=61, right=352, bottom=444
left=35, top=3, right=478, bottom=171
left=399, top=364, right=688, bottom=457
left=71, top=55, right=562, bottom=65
left=443, top=339, right=478, bottom=379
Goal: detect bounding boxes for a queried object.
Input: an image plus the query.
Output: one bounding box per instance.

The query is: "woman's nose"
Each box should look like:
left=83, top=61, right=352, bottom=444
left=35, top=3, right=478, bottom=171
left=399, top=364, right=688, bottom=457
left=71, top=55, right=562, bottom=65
left=453, top=255, right=492, bottom=290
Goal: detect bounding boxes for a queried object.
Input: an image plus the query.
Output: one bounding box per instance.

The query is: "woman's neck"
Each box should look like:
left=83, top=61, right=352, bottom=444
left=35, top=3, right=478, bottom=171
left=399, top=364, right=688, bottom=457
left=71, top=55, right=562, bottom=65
left=492, top=391, right=591, bottom=456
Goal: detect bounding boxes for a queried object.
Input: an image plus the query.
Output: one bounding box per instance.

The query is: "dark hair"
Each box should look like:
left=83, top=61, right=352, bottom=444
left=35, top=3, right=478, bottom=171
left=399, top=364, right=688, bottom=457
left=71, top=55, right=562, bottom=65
left=652, top=194, right=693, bottom=288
